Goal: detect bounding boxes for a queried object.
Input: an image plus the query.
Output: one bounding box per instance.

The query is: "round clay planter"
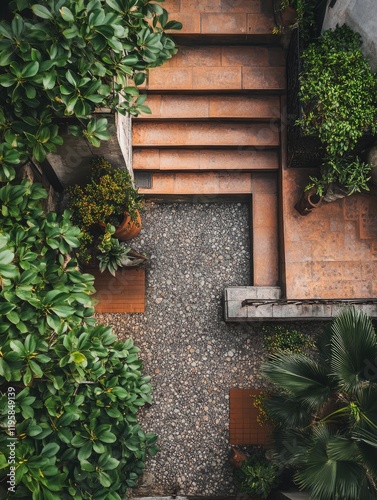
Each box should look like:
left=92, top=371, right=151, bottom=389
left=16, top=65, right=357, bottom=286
left=294, top=188, right=323, bottom=216
left=229, top=447, right=248, bottom=468
left=113, top=211, right=142, bottom=241
left=273, top=0, right=297, bottom=34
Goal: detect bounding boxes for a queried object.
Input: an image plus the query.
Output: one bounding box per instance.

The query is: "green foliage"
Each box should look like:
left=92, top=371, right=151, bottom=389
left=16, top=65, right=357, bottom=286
left=68, top=157, right=143, bottom=264
left=261, top=307, right=377, bottom=500
left=0, top=178, right=157, bottom=499
left=97, top=225, right=132, bottom=276
left=0, top=0, right=181, bottom=179
left=234, top=453, right=280, bottom=498
left=298, top=25, right=377, bottom=196
left=298, top=25, right=377, bottom=158
left=275, top=0, right=317, bottom=40
left=306, top=156, right=372, bottom=196
left=262, top=325, right=315, bottom=353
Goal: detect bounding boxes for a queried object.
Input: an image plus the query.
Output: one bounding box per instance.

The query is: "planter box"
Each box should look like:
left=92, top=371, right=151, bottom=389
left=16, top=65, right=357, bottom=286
left=287, top=28, right=376, bottom=168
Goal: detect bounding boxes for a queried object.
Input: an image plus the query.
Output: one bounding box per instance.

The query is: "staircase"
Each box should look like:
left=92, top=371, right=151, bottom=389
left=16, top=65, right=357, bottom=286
left=132, top=0, right=285, bottom=287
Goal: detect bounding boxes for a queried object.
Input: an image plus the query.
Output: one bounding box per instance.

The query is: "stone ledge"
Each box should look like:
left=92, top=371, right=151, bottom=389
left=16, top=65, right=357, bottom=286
left=224, top=287, right=377, bottom=322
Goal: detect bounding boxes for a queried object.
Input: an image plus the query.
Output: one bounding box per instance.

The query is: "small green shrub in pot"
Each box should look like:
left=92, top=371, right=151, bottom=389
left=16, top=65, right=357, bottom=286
left=97, top=224, right=132, bottom=276
left=67, top=157, right=143, bottom=265
left=305, top=155, right=373, bottom=198
left=234, top=452, right=280, bottom=498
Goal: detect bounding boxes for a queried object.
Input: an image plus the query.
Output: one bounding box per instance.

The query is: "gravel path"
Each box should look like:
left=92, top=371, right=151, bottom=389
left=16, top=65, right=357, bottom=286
left=95, top=202, right=321, bottom=497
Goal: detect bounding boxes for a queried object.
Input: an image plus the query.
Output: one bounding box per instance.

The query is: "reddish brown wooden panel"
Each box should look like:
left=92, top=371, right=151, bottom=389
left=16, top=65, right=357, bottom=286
left=229, top=389, right=271, bottom=446
left=90, top=268, right=145, bottom=313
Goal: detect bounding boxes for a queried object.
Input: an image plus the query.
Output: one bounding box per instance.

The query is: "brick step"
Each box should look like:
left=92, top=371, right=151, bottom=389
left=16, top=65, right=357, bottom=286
left=162, top=0, right=275, bottom=36
left=145, top=44, right=285, bottom=92
left=132, top=122, right=280, bottom=147
left=137, top=95, right=281, bottom=120
left=138, top=171, right=253, bottom=196
left=133, top=148, right=279, bottom=171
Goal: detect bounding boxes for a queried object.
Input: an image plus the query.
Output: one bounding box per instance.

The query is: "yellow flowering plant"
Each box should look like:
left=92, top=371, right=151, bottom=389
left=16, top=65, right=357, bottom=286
left=67, top=157, right=143, bottom=264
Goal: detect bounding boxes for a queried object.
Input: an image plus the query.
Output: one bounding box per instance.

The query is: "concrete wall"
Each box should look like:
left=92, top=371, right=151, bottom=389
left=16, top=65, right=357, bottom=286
left=322, top=0, right=377, bottom=70
left=46, top=112, right=133, bottom=188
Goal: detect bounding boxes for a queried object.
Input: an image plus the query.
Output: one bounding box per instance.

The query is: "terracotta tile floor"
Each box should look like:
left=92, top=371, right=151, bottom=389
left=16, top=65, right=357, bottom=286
left=229, top=389, right=271, bottom=446
left=91, top=268, right=145, bottom=313
left=283, top=167, right=377, bottom=299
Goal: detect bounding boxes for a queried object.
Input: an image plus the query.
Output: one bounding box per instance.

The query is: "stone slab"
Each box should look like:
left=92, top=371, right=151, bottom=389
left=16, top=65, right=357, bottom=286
left=224, top=287, right=377, bottom=322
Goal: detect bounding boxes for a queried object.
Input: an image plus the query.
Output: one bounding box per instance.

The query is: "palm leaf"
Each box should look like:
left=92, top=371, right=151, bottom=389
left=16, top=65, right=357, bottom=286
left=295, top=426, right=369, bottom=500
left=330, top=307, right=377, bottom=392
left=262, top=352, right=331, bottom=410
left=270, top=427, right=310, bottom=468
left=357, top=439, right=377, bottom=486
left=264, top=392, right=313, bottom=428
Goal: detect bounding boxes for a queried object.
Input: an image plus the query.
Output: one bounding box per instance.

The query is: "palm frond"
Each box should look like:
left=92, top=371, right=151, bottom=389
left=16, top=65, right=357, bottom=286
left=330, top=307, right=377, bottom=392
left=262, top=352, right=331, bottom=409
left=270, top=427, right=310, bottom=468
left=295, top=426, right=369, bottom=500
left=265, top=392, right=313, bottom=429
left=357, top=439, right=377, bottom=486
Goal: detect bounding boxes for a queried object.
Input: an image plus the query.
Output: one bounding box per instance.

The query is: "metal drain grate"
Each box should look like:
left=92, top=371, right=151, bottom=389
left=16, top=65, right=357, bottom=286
left=134, top=172, right=152, bottom=189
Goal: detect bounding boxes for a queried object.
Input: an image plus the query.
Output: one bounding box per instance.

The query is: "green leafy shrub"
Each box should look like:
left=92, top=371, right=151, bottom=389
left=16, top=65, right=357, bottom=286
left=234, top=453, right=280, bottom=498
left=298, top=25, right=377, bottom=196
left=298, top=25, right=377, bottom=158
left=306, top=156, right=372, bottom=197
left=275, top=0, right=317, bottom=41
left=68, top=157, right=143, bottom=264
left=0, top=178, right=157, bottom=499
left=262, top=325, right=315, bottom=353
left=0, top=0, right=181, bottom=179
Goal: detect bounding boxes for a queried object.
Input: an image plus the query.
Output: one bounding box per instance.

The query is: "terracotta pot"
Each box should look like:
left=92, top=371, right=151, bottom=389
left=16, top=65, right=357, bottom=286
left=113, top=211, right=142, bottom=241
left=273, top=0, right=297, bottom=34
left=229, top=447, right=248, bottom=468
left=294, top=188, right=323, bottom=216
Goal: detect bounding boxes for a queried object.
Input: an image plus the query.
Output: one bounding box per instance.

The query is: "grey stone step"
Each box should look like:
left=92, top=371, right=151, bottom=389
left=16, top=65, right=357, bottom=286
left=224, top=289, right=377, bottom=322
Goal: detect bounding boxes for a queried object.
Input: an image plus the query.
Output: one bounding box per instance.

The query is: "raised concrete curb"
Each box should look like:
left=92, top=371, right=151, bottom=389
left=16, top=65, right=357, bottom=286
left=278, top=492, right=310, bottom=500
left=224, top=287, right=377, bottom=322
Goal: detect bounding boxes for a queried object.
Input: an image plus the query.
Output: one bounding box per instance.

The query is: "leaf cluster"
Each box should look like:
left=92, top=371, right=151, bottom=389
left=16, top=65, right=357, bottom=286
left=0, top=0, right=181, bottom=178
left=233, top=452, right=280, bottom=498
left=0, top=178, right=157, bottom=499
left=298, top=25, right=377, bottom=157
left=67, top=157, right=143, bottom=264
left=262, top=325, right=315, bottom=354
left=261, top=307, right=377, bottom=499
left=97, top=225, right=132, bottom=276
left=298, top=25, right=377, bottom=195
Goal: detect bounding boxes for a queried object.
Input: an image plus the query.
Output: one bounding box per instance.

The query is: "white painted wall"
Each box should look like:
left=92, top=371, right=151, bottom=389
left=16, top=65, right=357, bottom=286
left=322, top=0, right=377, bottom=70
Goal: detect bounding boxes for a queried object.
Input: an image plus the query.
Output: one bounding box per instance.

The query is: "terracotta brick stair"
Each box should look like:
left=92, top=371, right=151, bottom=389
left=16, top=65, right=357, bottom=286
left=132, top=0, right=284, bottom=286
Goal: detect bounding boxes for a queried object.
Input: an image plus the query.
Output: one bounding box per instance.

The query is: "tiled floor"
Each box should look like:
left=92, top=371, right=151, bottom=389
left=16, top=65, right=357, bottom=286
left=229, top=389, right=271, bottom=446
left=91, top=268, right=146, bottom=313
left=283, top=167, right=377, bottom=299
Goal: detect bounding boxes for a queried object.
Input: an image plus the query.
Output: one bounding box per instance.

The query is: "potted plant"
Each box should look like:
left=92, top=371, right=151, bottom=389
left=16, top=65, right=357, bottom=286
left=68, top=157, right=143, bottom=266
left=297, top=25, right=377, bottom=160
left=97, top=225, right=147, bottom=276
left=304, top=156, right=372, bottom=202
left=273, top=0, right=317, bottom=39
left=288, top=24, right=377, bottom=169
left=0, top=0, right=182, bottom=182
left=233, top=450, right=280, bottom=499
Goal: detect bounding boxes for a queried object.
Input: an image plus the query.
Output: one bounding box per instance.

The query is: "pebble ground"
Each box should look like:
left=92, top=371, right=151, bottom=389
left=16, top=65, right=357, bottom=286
left=96, top=202, right=322, bottom=497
